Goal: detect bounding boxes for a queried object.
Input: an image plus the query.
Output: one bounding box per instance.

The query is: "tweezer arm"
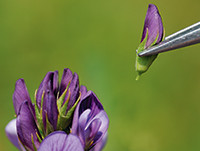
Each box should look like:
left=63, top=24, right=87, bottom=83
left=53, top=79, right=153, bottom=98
left=138, top=22, right=200, bottom=57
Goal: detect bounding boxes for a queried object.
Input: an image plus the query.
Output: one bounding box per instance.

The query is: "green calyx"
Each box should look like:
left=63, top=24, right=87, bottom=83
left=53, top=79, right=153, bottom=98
left=135, top=28, right=161, bottom=80
left=34, top=90, right=55, bottom=138
left=34, top=90, right=45, bottom=138
left=57, top=87, right=81, bottom=133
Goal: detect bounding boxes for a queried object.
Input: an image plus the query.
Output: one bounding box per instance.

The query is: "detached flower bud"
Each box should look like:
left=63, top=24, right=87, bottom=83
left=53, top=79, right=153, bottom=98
left=135, top=4, right=164, bottom=80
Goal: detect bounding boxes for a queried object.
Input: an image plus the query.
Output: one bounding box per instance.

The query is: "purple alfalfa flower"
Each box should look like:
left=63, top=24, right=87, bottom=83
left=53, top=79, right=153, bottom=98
left=71, top=91, right=109, bottom=150
left=38, top=131, right=84, bottom=151
left=5, top=68, right=82, bottom=150
left=135, top=4, right=164, bottom=79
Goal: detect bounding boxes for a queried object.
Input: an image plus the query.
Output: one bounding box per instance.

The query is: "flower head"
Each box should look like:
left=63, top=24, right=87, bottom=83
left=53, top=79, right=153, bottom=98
left=5, top=68, right=109, bottom=151
left=135, top=4, right=164, bottom=79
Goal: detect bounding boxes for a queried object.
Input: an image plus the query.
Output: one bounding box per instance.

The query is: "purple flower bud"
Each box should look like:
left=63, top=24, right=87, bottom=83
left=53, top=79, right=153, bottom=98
left=38, top=131, right=84, bottom=151
left=42, top=89, right=58, bottom=131
left=80, top=85, right=87, bottom=100
left=135, top=4, right=164, bottom=79
left=72, top=91, right=109, bottom=150
left=64, top=72, right=80, bottom=112
left=59, top=68, right=73, bottom=96
left=36, top=71, right=58, bottom=109
left=58, top=68, right=80, bottom=113
left=13, top=79, right=32, bottom=115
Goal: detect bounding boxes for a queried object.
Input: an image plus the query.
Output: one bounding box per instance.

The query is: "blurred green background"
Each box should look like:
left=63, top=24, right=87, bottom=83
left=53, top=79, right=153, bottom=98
left=1, top=0, right=200, bottom=151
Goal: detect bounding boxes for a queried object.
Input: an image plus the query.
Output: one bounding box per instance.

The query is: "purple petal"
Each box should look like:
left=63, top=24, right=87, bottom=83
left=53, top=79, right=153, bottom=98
left=64, top=134, right=84, bottom=151
left=89, top=110, right=109, bottom=145
left=13, top=79, right=31, bottom=115
left=77, top=109, right=91, bottom=145
left=38, top=131, right=84, bottom=151
left=91, top=132, right=108, bottom=151
left=65, top=72, right=80, bottom=111
left=80, top=85, right=87, bottom=100
left=79, top=91, right=104, bottom=118
left=59, top=68, right=73, bottom=96
left=36, top=71, right=58, bottom=109
left=42, top=89, right=58, bottom=130
left=78, top=109, right=91, bottom=129
left=85, top=118, right=102, bottom=147
left=17, top=101, right=40, bottom=150
left=141, top=4, right=163, bottom=48
left=5, top=119, right=21, bottom=150
left=53, top=71, right=59, bottom=95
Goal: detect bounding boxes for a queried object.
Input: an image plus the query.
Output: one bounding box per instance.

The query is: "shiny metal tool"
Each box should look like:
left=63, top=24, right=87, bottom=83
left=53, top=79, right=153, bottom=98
left=138, top=22, right=200, bottom=57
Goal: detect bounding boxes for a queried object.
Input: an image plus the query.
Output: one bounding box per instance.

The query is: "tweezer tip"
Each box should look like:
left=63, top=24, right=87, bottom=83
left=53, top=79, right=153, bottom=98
left=137, top=51, right=147, bottom=57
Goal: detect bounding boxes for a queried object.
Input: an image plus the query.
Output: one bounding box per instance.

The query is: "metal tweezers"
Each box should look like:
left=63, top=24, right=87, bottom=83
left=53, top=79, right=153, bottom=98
left=138, top=21, right=200, bottom=57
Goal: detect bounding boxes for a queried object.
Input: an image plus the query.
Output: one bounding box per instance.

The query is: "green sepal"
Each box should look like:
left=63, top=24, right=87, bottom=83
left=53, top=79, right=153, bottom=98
left=34, top=89, right=37, bottom=103
left=136, top=28, right=149, bottom=54
left=31, top=134, right=37, bottom=151
left=34, top=91, right=45, bottom=139
left=44, top=111, right=54, bottom=136
left=36, top=132, right=42, bottom=143
left=60, top=90, right=71, bottom=116
left=57, top=93, right=81, bottom=131
left=57, top=87, right=69, bottom=113
left=18, top=137, right=29, bottom=151
left=34, top=104, right=44, bottom=139
left=150, top=30, right=160, bottom=47
left=40, top=91, right=45, bottom=117
left=135, top=28, right=159, bottom=80
left=56, top=114, right=71, bottom=132
left=162, top=28, right=165, bottom=41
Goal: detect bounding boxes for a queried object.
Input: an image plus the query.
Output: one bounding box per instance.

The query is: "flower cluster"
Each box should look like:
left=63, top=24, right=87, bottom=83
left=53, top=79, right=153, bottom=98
left=5, top=68, right=109, bottom=151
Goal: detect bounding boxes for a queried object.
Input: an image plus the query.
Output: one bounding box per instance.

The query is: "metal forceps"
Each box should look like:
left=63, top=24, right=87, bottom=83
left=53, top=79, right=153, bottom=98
left=138, top=22, right=200, bottom=57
